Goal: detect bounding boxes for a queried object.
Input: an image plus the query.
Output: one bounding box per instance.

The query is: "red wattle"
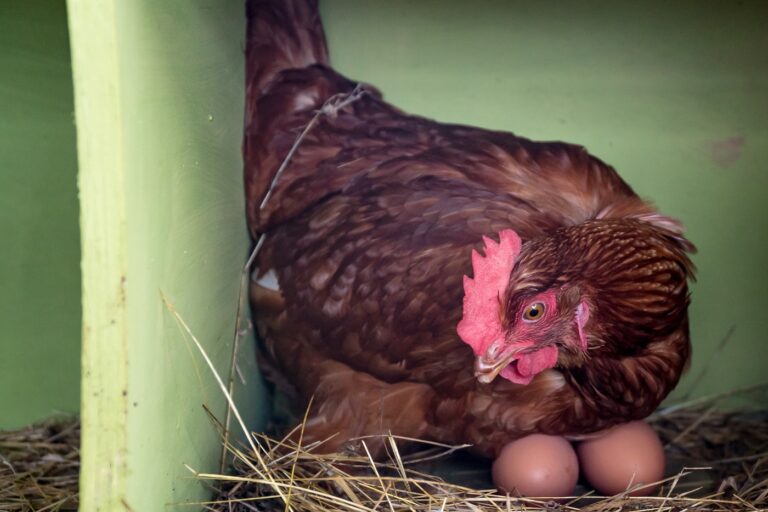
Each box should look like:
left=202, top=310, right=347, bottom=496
left=500, top=345, right=559, bottom=385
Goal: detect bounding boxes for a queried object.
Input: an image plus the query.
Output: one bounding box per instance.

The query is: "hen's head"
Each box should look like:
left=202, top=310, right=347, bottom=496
left=457, top=220, right=694, bottom=386
left=457, top=230, right=590, bottom=385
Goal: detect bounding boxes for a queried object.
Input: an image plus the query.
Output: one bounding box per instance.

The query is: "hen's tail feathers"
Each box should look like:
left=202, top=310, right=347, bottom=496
left=245, top=0, right=328, bottom=101
left=244, top=0, right=334, bottom=236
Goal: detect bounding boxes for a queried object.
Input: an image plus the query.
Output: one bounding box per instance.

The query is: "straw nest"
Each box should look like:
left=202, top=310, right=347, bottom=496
left=198, top=387, right=768, bottom=512
left=0, top=419, right=79, bottom=512
left=1, top=390, right=766, bottom=511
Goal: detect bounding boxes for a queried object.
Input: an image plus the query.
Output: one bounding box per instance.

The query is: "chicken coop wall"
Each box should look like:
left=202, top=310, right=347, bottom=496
left=0, top=1, right=81, bottom=429
left=67, top=1, right=268, bottom=510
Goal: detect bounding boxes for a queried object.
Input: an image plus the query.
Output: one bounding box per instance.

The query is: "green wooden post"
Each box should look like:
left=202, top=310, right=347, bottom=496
left=67, top=1, right=267, bottom=510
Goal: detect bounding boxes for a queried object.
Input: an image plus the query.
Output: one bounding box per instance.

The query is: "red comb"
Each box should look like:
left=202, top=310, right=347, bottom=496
left=456, top=230, right=521, bottom=355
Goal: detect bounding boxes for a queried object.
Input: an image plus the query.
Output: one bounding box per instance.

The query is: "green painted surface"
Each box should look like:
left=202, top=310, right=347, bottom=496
left=68, top=1, right=267, bottom=510
left=0, top=1, right=81, bottom=428
left=320, top=0, right=768, bottom=403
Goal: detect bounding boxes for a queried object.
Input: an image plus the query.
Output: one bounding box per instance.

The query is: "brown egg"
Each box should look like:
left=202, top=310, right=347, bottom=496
left=577, top=421, right=665, bottom=496
left=492, top=434, right=578, bottom=497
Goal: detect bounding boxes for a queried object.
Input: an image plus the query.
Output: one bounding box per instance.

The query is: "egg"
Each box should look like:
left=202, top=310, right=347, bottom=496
left=492, top=434, right=578, bottom=497
left=577, top=421, right=665, bottom=496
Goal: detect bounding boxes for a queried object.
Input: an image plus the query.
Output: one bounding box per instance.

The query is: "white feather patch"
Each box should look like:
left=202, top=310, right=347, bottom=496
left=254, top=268, right=280, bottom=292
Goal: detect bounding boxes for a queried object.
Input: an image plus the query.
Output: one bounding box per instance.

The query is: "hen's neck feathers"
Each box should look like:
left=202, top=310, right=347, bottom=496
left=563, top=324, right=691, bottom=424
left=509, top=218, right=693, bottom=421
left=511, top=219, right=694, bottom=344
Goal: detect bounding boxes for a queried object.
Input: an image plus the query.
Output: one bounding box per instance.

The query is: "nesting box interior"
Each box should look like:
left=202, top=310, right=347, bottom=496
left=1, top=1, right=766, bottom=511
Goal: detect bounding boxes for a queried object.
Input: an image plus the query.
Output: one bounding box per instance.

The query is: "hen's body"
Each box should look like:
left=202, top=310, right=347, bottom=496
left=245, top=0, right=694, bottom=457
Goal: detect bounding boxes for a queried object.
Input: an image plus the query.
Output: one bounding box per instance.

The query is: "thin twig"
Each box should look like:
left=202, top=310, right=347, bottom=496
left=220, top=247, right=258, bottom=473
left=258, top=84, right=366, bottom=212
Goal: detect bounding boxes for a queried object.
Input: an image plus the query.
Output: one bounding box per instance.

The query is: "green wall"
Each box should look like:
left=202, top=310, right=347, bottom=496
left=0, top=1, right=80, bottom=428
left=320, top=0, right=768, bottom=402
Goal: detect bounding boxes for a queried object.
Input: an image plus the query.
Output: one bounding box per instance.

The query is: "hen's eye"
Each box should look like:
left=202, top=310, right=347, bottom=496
left=523, top=302, right=545, bottom=322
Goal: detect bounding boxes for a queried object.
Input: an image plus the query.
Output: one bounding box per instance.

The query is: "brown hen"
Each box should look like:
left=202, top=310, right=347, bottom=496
left=244, top=0, right=695, bottom=458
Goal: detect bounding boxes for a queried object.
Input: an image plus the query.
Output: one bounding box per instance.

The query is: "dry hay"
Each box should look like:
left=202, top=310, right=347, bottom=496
left=0, top=419, right=79, bottom=512
left=0, top=396, right=765, bottom=511
left=197, top=387, right=768, bottom=512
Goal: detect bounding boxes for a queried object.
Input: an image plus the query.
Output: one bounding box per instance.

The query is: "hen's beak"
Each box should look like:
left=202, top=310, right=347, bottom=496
left=474, top=355, right=512, bottom=383
left=474, top=345, right=527, bottom=383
